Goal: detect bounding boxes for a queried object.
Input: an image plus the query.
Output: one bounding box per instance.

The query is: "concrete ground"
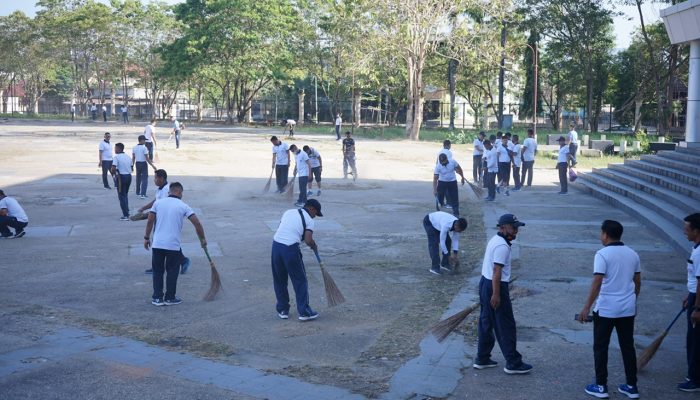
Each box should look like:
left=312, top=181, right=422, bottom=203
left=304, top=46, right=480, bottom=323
left=0, top=120, right=693, bottom=399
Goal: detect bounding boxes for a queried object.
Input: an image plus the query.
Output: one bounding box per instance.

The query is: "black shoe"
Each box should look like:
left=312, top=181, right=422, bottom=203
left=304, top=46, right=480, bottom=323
left=151, top=298, right=165, bottom=306
left=13, top=230, right=25, bottom=238
left=164, top=297, right=182, bottom=306
left=473, top=359, right=498, bottom=369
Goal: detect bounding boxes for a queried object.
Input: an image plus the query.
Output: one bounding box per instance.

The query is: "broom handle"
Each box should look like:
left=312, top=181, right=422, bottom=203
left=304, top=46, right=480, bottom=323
left=203, top=246, right=214, bottom=267
left=313, top=248, right=322, bottom=264
left=665, top=308, right=686, bottom=332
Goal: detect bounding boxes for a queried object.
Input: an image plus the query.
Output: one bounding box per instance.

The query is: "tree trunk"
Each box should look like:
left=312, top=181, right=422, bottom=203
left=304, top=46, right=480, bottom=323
left=196, top=87, right=203, bottom=122
left=497, top=24, right=506, bottom=129
left=405, top=57, right=415, bottom=138
left=448, top=59, right=457, bottom=130
left=353, top=90, right=361, bottom=127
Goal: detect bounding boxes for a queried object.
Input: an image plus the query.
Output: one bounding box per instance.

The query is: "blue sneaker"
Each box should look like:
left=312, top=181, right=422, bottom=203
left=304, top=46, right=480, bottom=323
left=585, top=383, right=609, bottom=398
left=164, top=297, right=182, bottom=306
left=428, top=268, right=442, bottom=275
left=473, top=359, right=498, bottom=369
left=298, top=311, right=318, bottom=321
left=504, top=362, right=533, bottom=374
left=678, top=381, right=700, bottom=392
left=180, top=257, right=191, bottom=274
left=151, top=298, right=165, bottom=306
left=618, top=384, right=639, bottom=398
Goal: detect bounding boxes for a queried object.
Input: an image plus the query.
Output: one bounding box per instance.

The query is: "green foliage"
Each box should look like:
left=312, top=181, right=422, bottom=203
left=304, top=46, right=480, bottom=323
left=445, top=130, right=477, bottom=145
left=634, top=129, right=651, bottom=153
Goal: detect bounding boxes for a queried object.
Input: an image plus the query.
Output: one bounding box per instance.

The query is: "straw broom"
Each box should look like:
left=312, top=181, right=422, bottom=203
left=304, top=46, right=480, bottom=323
left=637, top=308, right=685, bottom=370
left=313, top=249, right=345, bottom=307
left=263, top=167, right=274, bottom=193
left=285, top=171, right=297, bottom=200
left=465, top=180, right=484, bottom=198
left=431, top=276, right=518, bottom=343
left=202, top=246, right=222, bottom=301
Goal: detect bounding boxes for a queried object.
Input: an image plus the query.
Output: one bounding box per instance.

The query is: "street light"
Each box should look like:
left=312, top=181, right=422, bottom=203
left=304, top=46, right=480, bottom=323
left=525, top=42, right=538, bottom=138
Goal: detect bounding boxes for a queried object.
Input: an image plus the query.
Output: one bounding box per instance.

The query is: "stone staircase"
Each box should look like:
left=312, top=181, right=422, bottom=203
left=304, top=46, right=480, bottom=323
left=576, top=147, right=700, bottom=252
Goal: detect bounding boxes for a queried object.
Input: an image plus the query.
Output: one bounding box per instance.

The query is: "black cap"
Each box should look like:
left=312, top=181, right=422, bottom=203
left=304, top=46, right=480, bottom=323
left=497, top=213, right=525, bottom=228
left=138, top=135, right=146, bottom=141
left=305, top=199, right=323, bottom=217
left=557, top=136, right=566, bottom=142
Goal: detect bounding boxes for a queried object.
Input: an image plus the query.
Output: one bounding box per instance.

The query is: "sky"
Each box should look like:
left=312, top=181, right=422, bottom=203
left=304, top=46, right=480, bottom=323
left=0, top=0, right=666, bottom=50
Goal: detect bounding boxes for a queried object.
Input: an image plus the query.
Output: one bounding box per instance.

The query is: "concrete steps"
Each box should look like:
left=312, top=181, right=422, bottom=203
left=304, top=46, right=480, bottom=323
left=576, top=148, right=700, bottom=253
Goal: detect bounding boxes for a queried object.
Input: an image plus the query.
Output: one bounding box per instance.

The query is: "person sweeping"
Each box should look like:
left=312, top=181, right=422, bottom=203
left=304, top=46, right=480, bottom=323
left=271, top=199, right=323, bottom=321
left=578, top=220, right=641, bottom=399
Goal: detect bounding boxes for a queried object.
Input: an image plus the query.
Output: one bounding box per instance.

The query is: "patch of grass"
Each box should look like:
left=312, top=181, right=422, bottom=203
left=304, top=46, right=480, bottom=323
left=534, top=151, right=639, bottom=170
left=0, top=113, right=72, bottom=120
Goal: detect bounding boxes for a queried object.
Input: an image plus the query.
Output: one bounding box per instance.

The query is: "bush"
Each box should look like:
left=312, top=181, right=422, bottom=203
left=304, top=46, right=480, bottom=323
left=634, top=130, right=651, bottom=153
left=445, top=130, right=477, bottom=145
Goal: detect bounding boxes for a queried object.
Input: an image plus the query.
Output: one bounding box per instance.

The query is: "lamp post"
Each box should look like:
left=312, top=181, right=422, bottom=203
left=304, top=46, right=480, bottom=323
left=525, top=42, right=538, bottom=138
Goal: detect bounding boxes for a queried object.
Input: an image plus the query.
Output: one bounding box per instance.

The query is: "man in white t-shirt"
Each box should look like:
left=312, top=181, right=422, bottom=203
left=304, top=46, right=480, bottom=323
left=473, top=131, right=486, bottom=182
left=511, top=135, right=523, bottom=191
left=335, top=113, right=342, bottom=140
left=132, top=135, right=157, bottom=199
left=101, top=104, right=107, bottom=122
left=90, top=102, right=97, bottom=120
left=423, top=211, right=467, bottom=275
left=271, top=199, right=323, bottom=320
left=0, top=190, right=29, bottom=238
left=143, top=118, right=157, bottom=160
left=110, top=142, right=133, bottom=220
left=290, top=144, right=312, bottom=207
left=475, top=214, right=532, bottom=374
left=497, top=135, right=512, bottom=196
left=271, top=136, right=290, bottom=193
left=304, top=145, right=323, bottom=196
left=483, top=140, right=498, bottom=201
left=680, top=213, right=700, bottom=392
left=521, top=129, right=537, bottom=187
left=556, top=136, right=572, bottom=195
left=144, top=182, right=206, bottom=306
left=98, top=132, right=113, bottom=189
left=568, top=123, right=579, bottom=167
left=171, top=116, right=181, bottom=149
left=121, top=104, right=129, bottom=124
left=437, top=140, right=453, bottom=164
left=578, top=220, right=641, bottom=399
left=433, top=153, right=466, bottom=216
left=70, top=104, right=75, bottom=122
left=282, top=119, right=296, bottom=137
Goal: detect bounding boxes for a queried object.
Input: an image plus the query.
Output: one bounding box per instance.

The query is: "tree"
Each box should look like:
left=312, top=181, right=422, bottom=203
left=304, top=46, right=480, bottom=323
left=518, top=30, right=542, bottom=120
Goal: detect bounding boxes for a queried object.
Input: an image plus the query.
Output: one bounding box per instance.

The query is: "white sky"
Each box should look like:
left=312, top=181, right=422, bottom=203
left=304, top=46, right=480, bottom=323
left=0, top=0, right=665, bottom=50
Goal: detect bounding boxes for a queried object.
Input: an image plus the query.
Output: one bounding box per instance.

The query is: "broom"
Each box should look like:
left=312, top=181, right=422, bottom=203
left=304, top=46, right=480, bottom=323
left=435, top=195, right=441, bottom=211
left=263, top=167, right=274, bottom=193
left=637, top=307, right=685, bottom=370
left=431, top=276, right=518, bottom=343
left=154, top=145, right=160, bottom=163
left=465, top=180, right=484, bottom=198
left=202, top=246, right=222, bottom=301
left=285, top=171, right=297, bottom=200
left=313, top=249, right=345, bottom=307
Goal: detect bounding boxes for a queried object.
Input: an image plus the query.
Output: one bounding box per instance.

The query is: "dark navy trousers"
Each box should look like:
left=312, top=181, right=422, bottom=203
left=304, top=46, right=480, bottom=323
left=477, top=276, right=523, bottom=368
left=687, top=292, right=700, bottom=383
left=271, top=241, right=313, bottom=316
left=117, top=174, right=131, bottom=217
left=152, top=248, right=182, bottom=301
left=422, top=215, right=451, bottom=271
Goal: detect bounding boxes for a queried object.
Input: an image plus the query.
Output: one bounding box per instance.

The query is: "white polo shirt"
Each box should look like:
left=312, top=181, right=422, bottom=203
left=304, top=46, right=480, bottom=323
left=481, top=234, right=512, bottom=282
left=144, top=124, right=155, bottom=142
left=273, top=142, right=290, bottom=166
left=557, top=145, right=571, bottom=163
left=273, top=208, right=314, bottom=246
left=286, top=119, right=296, bottom=126
left=473, top=138, right=484, bottom=156
left=428, top=211, right=460, bottom=254
left=497, top=144, right=511, bottom=163
left=132, top=144, right=149, bottom=162
left=112, top=152, right=132, bottom=175
left=484, top=148, right=499, bottom=172
left=335, top=116, right=342, bottom=126
left=687, top=243, right=700, bottom=293
left=522, top=137, right=537, bottom=162
left=512, top=143, right=522, bottom=167
left=99, top=140, right=112, bottom=160
left=150, top=196, right=195, bottom=251
left=434, top=160, right=459, bottom=182
left=593, top=243, right=641, bottom=318
left=308, top=148, right=321, bottom=168
left=155, top=182, right=170, bottom=200
left=295, top=151, right=310, bottom=177
left=0, top=196, right=28, bottom=223
left=437, top=148, right=453, bottom=162
left=568, top=129, right=578, bottom=145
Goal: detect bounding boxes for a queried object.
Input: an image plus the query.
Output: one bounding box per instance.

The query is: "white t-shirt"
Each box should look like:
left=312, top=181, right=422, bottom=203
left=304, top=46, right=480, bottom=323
left=132, top=144, right=149, bottom=162
left=568, top=129, right=578, bottom=145
left=308, top=148, right=321, bottom=168
left=295, top=151, right=310, bottom=177
left=437, top=148, right=453, bottom=162
left=172, top=120, right=180, bottom=130
left=557, top=145, right=571, bottom=163
left=687, top=243, right=700, bottom=293
left=273, top=142, right=290, bottom=166
left=273, top=208, right=315, bottom=246
left=497, top=144, right=511, bottom=163
left=101, top=105, right=106, bottom=112
left=0, top=196, right=28, bottom=223
left=434, top=159, right=460, bottom=182
left=512, top=144, right=522, bottom=167
left=286, top=119, right=296, bottom=126
left=593, top=243, right=641, bottom=318
left=144, top=124, right=155, bottom=142
left=484, top=148, right=499, bottom=172
left=481, top=234, right=512, bottom=282
left=522, top=137, right=537, bottom=162
left=428, top=211, right=460, bottom=254
left=155, top=182, right=170, bottom=200
left=150, top=196, right=195, bottom=251
left=335, top=116, right=342, bottom=126
left=122, top=105, right=128, bottom=113
left=112, top=153, right=132, bottom=175
left=99, top=140, right=112, bottom=160
left=91, top=105, right=97, bottom=111
left=473, top=138, right=484, bottom=156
